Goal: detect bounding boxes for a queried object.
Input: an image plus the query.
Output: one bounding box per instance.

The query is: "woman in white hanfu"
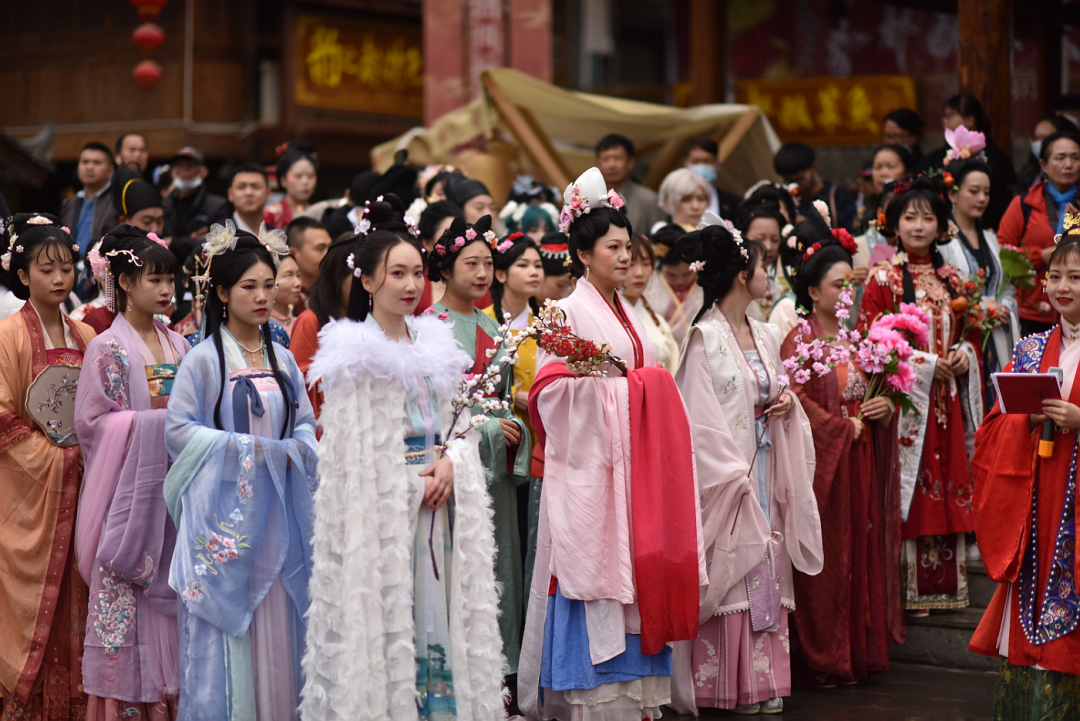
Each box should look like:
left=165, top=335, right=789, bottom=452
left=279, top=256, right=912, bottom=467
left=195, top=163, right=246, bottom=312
left=671, top=221, right=822, bottom=716
left=301, top=230, right=506, bottom=721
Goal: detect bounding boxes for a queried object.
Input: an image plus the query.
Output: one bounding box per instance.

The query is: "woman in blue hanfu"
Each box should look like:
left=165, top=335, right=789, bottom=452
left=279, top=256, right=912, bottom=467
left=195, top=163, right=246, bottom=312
left=300, top=229, right=507, bottom=721
left=164, top=222, right=318, bottom=721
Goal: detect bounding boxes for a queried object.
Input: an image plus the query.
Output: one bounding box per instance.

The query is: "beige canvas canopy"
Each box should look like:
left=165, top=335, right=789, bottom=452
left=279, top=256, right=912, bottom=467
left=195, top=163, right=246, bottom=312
left=371, top=68, right=780, bottom=203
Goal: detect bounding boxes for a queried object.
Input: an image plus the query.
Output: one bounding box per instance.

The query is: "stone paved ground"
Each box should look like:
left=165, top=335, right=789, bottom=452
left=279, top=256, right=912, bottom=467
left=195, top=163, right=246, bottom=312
left=666, top=662, right=998, bottom=720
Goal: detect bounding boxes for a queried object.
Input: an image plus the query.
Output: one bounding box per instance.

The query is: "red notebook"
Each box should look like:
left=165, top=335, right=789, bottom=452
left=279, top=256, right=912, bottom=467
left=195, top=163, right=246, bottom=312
left=993, top=373, right=1063, bottom=414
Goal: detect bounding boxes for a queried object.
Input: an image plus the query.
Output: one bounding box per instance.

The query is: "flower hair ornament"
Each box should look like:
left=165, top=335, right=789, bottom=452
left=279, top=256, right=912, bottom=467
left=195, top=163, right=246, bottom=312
left=257, top=222, right=290, bottom=266
left=192, top=220, right=240, bottom=301
left=493, top=231, right=523, bottom=254
left=831, top=227, right=859, bottom=254
left=559, top=167, right=625, bottom=233
left=689, top=260, right=706, bottom=273
left=812, top=199, right=832, bottom=229
left=346, top=252, right=362, bottom=279
left=146, top=232, right=169, bottom=249
left=696, top=210, right=749, bottom=261
left=944, top=126, right=987, bottom=163
left=433, top=214, right=494, bottom=257
left=351, top=200, right=373, bottom=236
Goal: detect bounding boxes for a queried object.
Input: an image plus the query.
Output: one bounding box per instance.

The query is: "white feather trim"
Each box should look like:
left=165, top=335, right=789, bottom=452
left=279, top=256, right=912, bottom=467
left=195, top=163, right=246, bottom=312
left=307, top=315, right=471, bottom=401
left=301, top=323, right=507, bottom=721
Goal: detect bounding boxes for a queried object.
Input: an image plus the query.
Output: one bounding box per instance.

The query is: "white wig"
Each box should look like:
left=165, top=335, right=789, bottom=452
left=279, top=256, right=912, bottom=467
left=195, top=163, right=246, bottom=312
left=657, top=168, right=713, bottom=214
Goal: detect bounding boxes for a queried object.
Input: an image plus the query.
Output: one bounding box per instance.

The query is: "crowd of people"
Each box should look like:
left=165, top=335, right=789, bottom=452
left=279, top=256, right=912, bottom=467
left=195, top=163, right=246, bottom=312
left=2, top=89, right=1080, bottom=721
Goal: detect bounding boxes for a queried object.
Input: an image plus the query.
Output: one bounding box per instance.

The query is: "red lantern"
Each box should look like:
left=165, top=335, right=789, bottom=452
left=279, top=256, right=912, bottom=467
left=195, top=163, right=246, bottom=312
left=133, top=59, right=163, bottom=90
left=132, top=23, right=164, bottom=53
left=130, top=0, right=168, bottom=22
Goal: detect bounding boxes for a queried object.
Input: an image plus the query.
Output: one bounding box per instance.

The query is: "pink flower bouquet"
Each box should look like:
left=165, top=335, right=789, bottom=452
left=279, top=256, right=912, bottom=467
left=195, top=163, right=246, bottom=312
left=782, top=287, right=921, bottom=418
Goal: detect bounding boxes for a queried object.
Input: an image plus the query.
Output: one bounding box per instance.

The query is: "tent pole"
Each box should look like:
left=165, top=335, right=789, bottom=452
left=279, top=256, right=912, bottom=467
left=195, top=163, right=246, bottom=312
left=717, top=107, right=760, bottom=164
left=481, top=71, right=573, bottom=189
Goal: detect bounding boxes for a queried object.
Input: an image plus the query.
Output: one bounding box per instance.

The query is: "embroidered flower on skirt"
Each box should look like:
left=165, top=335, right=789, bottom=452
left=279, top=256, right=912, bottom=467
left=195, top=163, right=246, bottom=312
left=90, top=567, right=137, bottom=659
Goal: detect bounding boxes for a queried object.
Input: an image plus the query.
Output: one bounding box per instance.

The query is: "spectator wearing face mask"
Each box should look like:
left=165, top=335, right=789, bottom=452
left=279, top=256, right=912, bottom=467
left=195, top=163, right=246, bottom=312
left=683, top=137, right=743, bottom=221
left=1019, top=116, right=1075, bottom=189
left=881, top=108, right=925, bottom=168
left=161, top=146, right=228, bottom=266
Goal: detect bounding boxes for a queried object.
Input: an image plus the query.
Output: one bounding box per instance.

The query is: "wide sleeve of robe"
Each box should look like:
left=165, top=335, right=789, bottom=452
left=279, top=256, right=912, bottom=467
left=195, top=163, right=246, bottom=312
left=674, top=327, right=771, bottom=618
left=163, top=342, right=318, bottom=638
left=970, top=361, right=1037, bottom=585
left=74, top=329, right=188, bottom=610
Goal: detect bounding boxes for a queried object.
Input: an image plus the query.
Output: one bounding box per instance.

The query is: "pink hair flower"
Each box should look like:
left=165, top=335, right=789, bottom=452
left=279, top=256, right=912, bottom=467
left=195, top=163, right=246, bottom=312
left=465, top=228, right=477, bottom=240
left=606, top=189, right=625, bottom=209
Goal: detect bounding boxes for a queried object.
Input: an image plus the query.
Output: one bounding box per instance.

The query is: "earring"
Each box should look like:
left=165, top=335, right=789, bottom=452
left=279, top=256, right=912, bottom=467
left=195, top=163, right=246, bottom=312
left=369, top=294, right=373, bottom=312
left=584, top=265, right=591, bottom=281
left=127, top=299, right=133, bottom=312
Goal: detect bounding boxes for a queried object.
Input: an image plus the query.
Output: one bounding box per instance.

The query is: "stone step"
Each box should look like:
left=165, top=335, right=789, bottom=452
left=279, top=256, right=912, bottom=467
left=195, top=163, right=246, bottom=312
left=967, top=558, right=998, bottom=609
left=888, top=607, right=1000, bottom=671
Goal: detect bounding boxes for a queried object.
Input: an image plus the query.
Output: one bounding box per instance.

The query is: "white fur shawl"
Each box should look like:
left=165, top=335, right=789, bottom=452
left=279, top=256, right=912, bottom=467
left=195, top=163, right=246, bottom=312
left=306, top=314, right=469, bottom=398
left=300, top=316, right=507, bottom=721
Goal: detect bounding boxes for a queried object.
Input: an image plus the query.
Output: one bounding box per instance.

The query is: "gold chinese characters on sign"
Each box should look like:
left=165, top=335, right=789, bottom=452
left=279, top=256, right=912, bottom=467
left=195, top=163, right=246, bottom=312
left=735, top=76, right=916, bottom=146
left=294, top=14, right=423, bottom=116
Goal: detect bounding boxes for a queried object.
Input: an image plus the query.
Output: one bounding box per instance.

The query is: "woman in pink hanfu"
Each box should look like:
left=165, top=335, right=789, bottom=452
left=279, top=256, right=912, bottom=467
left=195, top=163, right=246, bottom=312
left=671, top=221, right=823, bottom=716
left=517, top=168, right=707, bottom=721
left=74, top=226, right=190, bottom=719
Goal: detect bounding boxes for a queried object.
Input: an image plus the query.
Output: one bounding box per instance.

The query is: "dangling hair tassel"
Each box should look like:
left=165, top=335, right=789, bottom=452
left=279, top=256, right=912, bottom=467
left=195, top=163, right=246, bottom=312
left=105, top=273, right=116, bottom=312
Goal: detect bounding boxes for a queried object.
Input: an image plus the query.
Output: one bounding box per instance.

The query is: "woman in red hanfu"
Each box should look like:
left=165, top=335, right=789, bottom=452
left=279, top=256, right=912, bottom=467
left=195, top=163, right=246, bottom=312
left=780, top=205, right=905, bottom=687
left=856, top=176, right=983, bottom=615
left=970, top=217, right=1080, bottom=715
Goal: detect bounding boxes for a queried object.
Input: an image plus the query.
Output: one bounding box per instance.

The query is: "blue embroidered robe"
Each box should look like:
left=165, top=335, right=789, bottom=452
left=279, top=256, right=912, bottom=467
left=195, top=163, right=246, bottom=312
left=163, top=337, right=318, bottom=720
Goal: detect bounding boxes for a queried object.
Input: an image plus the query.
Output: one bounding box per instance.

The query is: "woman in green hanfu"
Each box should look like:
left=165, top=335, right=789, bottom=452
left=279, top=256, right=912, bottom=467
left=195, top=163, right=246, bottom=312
left=429, top=214, right=532, bottom=676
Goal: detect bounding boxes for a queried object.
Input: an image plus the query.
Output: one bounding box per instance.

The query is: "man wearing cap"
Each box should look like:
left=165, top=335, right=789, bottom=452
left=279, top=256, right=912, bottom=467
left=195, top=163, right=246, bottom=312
left=162, top=146, right=228, bottom=265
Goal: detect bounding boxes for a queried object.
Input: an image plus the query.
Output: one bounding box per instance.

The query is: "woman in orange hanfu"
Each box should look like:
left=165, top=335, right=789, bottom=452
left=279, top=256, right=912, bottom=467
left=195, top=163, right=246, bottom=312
left=970, top=215, right=1080, bottom=716
left=0, top=214, right=96, bottom=719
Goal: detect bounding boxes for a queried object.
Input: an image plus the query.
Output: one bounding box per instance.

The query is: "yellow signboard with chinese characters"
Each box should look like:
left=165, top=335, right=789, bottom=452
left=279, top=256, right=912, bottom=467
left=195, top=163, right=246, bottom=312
left=735, top=76, right=916, bottom=146
left=294, top=14, right=423, bottom=117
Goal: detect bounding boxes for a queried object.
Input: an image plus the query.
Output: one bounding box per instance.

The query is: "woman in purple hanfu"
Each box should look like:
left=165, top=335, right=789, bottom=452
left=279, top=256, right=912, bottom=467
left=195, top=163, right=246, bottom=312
left=74, top=226, right=189, bottom=719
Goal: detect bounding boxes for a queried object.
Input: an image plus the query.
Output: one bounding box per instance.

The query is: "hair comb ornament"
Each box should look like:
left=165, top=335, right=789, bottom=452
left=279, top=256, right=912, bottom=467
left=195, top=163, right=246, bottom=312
left=1055, top=211, right=1080, bottom=245
left=559, top=167, right=624, bottom=233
